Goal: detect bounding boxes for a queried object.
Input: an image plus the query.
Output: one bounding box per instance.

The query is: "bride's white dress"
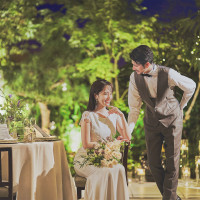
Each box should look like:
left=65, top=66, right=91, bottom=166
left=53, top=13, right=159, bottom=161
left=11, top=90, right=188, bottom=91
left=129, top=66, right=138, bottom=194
left=74, top=111, right=129, bottom=200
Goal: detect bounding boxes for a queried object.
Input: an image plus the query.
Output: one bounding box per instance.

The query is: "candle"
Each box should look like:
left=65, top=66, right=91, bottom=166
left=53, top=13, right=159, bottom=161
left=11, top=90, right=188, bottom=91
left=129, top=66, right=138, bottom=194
left=182, top=167, right=190, bottom=177
left=137, top=168, right=145, bottom=176
left=181, top=139, right=188, bottom=151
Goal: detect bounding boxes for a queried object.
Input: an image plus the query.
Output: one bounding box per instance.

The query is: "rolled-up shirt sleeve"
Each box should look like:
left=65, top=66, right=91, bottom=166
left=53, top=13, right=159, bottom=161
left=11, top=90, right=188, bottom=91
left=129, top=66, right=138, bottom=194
left=128, top=73, right=143, bottom=125
left=168, top=69, right=196, bottom=110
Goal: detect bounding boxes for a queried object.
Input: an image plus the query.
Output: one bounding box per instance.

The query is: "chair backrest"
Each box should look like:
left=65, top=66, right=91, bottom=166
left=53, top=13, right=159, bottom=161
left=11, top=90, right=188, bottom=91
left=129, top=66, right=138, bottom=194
left=121, top=141, right=130, bottom=185
left=0, top=147, right=13, bottom=200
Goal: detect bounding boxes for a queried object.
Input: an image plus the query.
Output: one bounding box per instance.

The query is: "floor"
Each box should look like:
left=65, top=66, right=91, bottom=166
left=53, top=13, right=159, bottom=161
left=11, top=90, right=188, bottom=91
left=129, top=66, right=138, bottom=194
left=79, top=178, right=200, bottom=199
left=128, top=178, right=200, bottom=199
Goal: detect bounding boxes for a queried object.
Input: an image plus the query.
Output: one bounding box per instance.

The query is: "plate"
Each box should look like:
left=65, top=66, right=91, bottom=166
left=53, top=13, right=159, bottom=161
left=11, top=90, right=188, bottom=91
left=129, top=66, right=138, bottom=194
left=0, top=139, right=18, bottom=144
left=34, top=136, right=59, bottom=142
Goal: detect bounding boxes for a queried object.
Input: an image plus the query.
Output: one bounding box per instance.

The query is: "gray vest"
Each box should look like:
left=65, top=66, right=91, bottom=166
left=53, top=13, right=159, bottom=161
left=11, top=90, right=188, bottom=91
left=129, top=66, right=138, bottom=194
left=134, top=66, right=180, bottom=127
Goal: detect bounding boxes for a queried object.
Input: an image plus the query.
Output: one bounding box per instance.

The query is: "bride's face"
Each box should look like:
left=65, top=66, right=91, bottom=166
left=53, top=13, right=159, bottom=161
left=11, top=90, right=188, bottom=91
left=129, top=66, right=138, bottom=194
left=95, top=85, right=112, bottom=107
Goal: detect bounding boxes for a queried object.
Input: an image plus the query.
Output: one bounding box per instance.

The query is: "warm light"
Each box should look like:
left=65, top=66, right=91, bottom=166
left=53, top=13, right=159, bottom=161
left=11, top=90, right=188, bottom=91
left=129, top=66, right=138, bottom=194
left=181, top=139, right=188, bottom=151
left=195, top=156, right=200, bottom=184
left=184, top=169, right=189, bottom=175
left=161, top=144, right=165, bottom=152
left=182, top=167, right=190, bottom=176
left=137, top=168, right=145, bottom=176
left=195, top=156, right=200, bottom=165
left=191, top=51, right=194, bottom=54
left=181, top=144, right=188, bottom=151
left=199, top=141, right=200, bottom=151
left=182, top=167, right=190, bottom=187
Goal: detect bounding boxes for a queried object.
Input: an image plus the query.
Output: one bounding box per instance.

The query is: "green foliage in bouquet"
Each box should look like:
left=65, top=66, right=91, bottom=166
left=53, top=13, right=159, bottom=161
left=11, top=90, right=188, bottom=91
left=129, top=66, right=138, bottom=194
left=83, top=147, right=105, bottom=167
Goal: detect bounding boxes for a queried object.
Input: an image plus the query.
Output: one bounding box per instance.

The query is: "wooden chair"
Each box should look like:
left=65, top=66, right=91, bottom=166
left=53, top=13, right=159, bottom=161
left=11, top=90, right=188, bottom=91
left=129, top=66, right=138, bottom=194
left=122, top=141, right=130, bottom=185
left=0, top=147, right=16, bottom=200
left=74, top=142, right=130, bottom=200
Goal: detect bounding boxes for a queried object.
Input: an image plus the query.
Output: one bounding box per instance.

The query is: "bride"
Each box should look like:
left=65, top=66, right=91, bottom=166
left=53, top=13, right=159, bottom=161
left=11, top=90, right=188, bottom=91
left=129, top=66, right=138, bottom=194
left=74, top=79, right=131, bottom=200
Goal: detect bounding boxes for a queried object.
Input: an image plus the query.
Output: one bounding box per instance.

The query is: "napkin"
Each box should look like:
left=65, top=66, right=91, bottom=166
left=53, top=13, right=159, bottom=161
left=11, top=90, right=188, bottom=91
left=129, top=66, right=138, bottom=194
left=0, top=124, right=12, bottom=140
left=33, top=124, right=50, bottom=138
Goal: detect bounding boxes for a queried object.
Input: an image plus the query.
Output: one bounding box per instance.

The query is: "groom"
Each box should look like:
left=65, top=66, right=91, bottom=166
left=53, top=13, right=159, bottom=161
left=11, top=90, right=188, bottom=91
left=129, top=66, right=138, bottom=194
left=128, top=45, right=196, bottom=200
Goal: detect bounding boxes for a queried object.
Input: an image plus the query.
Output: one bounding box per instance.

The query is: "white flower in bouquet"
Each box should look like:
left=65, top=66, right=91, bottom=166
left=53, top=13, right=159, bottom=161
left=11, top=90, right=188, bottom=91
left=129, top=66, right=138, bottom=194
left=101, top=159, right=108, bottom=167
left=111, top=141, right=121, bottom=151
left=105, top=147, right=112, bottom=155
left=94, top=143, right=101, bottom=149
left=107, top=161, right=113, bottom=168
left=104, top=152, right=112, bottom=160
left=112, top=151, right=122, bottom=160
left=115, top=140, right=122, bottom=149
left=106, top=142, right=114, bottom=150
left=112, top=159, right=118, bottom=165
left=75, top=138, right=125, bottom=168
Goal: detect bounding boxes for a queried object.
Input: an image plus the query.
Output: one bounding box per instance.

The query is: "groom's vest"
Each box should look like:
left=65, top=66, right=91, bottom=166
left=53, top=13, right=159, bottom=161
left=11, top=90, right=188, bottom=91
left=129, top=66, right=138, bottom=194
left=134, top=66, right=181, bottom=128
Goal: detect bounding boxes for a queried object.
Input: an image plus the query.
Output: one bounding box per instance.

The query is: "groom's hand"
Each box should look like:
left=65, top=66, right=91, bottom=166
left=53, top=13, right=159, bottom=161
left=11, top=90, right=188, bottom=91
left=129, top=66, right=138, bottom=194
left=117, top=136, right=130, bottom=142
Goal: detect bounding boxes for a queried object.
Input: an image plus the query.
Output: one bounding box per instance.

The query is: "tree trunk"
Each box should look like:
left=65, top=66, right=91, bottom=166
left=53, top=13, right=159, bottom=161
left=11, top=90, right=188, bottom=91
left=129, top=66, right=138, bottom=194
left=113, top=58, right=120, bottom=101
left=38, top=102, right=50, bottom=134
left=184, top=71, right=200, bottom=122
left=115, top=76, right=120, bottom=101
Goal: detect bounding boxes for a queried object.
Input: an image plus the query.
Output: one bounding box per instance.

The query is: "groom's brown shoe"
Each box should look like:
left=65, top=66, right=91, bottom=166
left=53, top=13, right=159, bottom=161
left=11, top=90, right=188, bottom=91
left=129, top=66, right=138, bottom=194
left=177, top=196, right=182, bottom=200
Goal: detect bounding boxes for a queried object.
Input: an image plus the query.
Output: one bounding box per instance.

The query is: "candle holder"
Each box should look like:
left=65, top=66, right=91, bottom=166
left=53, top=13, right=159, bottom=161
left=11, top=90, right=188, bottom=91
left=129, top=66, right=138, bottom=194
left=23, top=127, right=36, bottom=143
left=195, top=156, right=200, bottom=186
left=22, top=118, right=37, bottom=142
left=180, top=139, right=189, bottom=171
left=182, top=167, right=190, bottom=187
left=136, top=168, right=145, bottom=184
left=199, top=141, right=200, bottom=152
left=181, top=139, right=188, bottom=151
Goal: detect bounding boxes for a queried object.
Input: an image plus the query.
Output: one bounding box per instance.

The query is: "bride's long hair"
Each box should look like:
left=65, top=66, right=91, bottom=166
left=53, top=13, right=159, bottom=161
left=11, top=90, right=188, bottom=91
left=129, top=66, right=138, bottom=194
left=87, top=79, right=113, bottom=111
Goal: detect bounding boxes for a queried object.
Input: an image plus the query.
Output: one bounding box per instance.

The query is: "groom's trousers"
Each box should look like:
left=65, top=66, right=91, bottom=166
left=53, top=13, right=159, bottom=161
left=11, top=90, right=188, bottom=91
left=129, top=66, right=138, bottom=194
left=144, top=112, right=183, bottom=200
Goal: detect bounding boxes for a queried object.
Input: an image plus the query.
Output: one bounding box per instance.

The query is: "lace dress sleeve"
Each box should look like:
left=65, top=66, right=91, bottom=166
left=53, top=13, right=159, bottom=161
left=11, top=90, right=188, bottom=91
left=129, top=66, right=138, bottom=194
left=79, top=111, right=90, bottom=126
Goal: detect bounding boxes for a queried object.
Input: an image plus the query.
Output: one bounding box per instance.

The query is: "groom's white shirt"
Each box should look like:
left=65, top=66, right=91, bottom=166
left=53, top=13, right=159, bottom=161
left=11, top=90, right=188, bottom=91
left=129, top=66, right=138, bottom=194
left=128, top=64, right=196, bottom=132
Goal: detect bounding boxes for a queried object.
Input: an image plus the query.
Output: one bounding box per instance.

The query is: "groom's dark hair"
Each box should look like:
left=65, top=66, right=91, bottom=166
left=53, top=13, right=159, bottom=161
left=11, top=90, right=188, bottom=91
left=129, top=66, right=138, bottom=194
left=129, top=45, right=153, bottom=66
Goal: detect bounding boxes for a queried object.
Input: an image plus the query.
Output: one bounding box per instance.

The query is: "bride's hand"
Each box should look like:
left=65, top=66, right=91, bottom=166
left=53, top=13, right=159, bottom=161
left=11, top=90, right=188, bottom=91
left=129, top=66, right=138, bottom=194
left=107, top=106, right=124, bottom=117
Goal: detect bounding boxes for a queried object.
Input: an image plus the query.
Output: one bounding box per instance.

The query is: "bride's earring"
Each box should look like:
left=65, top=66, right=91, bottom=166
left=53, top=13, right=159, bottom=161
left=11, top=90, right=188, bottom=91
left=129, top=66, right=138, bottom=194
left=95, top=98, right=98, bottom=105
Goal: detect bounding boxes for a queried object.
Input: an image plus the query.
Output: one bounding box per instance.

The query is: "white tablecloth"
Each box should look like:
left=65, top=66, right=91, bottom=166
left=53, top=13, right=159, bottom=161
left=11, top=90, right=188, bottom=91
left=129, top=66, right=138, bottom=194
left=0, top=140, right=77, bottom=200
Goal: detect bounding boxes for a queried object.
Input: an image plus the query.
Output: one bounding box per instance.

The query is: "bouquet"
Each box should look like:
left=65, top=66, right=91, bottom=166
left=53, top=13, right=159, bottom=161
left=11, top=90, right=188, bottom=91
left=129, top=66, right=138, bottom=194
left=78, top=137, right=124, bottom=168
